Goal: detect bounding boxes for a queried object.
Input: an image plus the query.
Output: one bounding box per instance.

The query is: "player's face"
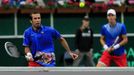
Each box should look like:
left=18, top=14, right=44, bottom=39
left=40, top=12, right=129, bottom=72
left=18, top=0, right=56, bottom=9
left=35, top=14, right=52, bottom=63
left=107, top=14, right=116, bottom=25
left=82, top=20, right=89, bottom=28
left=31, top=14, right=41, bottom=29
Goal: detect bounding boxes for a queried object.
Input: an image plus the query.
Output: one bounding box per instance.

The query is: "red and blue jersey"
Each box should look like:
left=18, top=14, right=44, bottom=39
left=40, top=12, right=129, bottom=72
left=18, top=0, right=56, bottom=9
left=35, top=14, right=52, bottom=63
left=100, top=22, right=127, bottom=56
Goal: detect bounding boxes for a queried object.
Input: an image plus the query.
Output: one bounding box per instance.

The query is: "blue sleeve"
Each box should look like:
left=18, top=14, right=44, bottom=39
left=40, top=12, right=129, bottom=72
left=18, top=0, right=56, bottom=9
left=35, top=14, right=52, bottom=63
left=100, top=26, right=105, bottom=36
left=52, top=28, right=61, bottom=39
left=121, top=24, right=127, bottom=35
left=23, top=31, right=30, bottom=46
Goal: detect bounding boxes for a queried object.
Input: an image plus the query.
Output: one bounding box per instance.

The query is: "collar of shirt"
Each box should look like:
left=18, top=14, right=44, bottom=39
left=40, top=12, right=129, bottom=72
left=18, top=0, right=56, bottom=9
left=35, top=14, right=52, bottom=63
left=32, top=25, right=43, bottom=33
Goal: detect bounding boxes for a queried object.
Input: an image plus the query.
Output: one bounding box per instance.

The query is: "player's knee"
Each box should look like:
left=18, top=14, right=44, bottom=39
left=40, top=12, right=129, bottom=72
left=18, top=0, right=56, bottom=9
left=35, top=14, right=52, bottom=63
left=96, top=62, right=107, bottom=67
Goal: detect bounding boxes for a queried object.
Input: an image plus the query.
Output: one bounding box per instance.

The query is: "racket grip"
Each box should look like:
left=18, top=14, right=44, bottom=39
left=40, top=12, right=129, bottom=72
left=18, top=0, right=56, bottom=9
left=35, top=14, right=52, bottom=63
left=34, top=55, right=42, bottom=61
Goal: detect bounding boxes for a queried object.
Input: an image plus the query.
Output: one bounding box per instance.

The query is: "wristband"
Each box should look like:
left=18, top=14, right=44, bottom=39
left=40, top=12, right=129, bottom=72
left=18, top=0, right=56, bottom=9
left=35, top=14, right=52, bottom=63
left=25, top=52, right=33, bottom=60
left=113, top=44, right=120, bottom=50
left=103, top=44, right=108, bottom=50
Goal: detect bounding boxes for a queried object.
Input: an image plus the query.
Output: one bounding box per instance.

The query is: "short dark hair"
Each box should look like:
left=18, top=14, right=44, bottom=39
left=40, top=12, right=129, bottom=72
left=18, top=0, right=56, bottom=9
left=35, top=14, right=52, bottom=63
left=29, top=11, right=40, bottom=20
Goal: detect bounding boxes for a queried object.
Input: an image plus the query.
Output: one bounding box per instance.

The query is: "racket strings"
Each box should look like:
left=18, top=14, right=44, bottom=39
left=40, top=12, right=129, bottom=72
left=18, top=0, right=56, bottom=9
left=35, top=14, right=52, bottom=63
left=5, top=42, right=20, bottom=58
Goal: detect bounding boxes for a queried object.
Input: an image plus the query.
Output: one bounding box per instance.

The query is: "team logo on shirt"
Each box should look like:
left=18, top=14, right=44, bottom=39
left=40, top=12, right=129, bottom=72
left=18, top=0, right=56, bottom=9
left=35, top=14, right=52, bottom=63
left=41, top=31, right=44, bottom=34
left=82, top=30, right=91, bottom=37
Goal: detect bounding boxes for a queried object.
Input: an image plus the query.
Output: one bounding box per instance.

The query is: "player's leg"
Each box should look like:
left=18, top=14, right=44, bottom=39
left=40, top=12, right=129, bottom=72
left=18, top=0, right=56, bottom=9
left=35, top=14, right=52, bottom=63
left=112, top=54, right=127, bottom=67
left=96, top=51, right=111, bottom=67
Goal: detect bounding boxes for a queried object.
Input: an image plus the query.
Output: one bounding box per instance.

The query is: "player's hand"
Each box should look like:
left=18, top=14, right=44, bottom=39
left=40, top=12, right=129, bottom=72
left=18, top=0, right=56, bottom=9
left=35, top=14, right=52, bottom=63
left=25, top=52, right=34, bottom=61
left=107, top=47, right=114, bottom=53
left=43, top=53, right=53, bottom=64
left=69, top=52, right=78, bottom=60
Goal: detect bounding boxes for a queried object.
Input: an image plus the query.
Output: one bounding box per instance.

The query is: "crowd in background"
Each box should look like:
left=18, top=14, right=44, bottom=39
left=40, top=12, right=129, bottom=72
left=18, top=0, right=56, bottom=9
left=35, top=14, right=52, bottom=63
left=0, top=0, right=134, bottom=9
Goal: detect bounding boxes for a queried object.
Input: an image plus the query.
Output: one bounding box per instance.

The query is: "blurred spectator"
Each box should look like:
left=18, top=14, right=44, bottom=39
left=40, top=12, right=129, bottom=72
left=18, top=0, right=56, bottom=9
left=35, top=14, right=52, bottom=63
left=128, top=0, right=134, bottom=5
left=57, top=0, right=66, bottom=6
left=95, top=0, right=105, bottom=3
left=2, top=0, right=10, bottom=5
left=92, top=0, right=107, bottom=12
left=2, top=0, right=10, bottom=8
left=95, top=0, right=125, bottom=6
left=35, top=0, right=45, bottom=8
left=105, top=0, right=125, bottom=6
left=1, top=0, right=26, bottom=8
left=19, top=0, right=38, bottom=8
left=83, top=0, right=95, bottom=6
left=43, top=0, right=57, bottom=7
left=0, top=0, right=2, bottom=7
left=25, top=0, right=34, bottom=5
left=19, top=0, right=26, bottom=6
left=20, top=0, right=37, bottom=6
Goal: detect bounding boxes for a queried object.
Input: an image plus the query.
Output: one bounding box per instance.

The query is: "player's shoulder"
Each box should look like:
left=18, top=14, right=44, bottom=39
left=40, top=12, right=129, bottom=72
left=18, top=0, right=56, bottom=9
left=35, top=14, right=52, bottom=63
left=116, top=22, right=126, bottom=29
left=116, top=22, right=125, bottom=27
left=24, top=26, right=32, bottom=33
left=102, top=23, right=109, bottom=28
left=43, top=26, right=55, bottom=30
left=42, top=26, right=57, bottom=32
left=23, top=26, right=33, bottom=36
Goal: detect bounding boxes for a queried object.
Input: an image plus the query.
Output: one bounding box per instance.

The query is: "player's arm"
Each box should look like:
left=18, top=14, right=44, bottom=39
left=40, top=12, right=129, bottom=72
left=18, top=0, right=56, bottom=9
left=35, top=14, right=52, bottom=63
left=119, top=24, right=128, bottom=46
left=119, top=35, right=128, bottom=46
left=52, top=28, right=78, bottom=59
left=24, top=46, right=34, bottom=61
left=100, top=26, right=109, bottom=50
left=23, top=31, right=33, bottom=61
left=59, top=37, right=78, bottom=60
left=100, top=35, right=108, bottom=50
left=59, top=37, right=71, bottom=53
left=24, top=46, right=31, bottom=54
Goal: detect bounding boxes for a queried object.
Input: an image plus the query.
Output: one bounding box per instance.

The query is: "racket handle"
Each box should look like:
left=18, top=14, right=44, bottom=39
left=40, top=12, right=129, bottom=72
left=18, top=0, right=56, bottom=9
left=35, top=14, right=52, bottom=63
left=34, top=55, right=42, bottom=61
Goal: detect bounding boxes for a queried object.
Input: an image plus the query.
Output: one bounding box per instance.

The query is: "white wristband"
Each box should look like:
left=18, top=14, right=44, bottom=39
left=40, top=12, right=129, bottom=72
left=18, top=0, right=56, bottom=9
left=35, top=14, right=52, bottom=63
left=25, top=52, right=33, bottom=60
left=103, top=44, right=108, bottom=50
left=113, top=44, right=120, bottom=50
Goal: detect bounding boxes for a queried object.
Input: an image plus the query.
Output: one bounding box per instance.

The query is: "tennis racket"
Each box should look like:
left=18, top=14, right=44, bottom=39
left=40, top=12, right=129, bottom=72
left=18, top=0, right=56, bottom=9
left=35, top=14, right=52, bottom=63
left=4, top=42, right=20, bottom=58
left=4, top=41, right=42, bottom=60
left=107, top=36, right=119, bottom=52
left=111, top=36, right=119, bottom=48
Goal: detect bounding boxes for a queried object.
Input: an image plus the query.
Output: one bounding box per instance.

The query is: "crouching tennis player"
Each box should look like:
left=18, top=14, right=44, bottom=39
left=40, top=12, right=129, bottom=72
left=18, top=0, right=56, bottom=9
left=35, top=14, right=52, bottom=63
left=23, top=11, right=78, bottom=67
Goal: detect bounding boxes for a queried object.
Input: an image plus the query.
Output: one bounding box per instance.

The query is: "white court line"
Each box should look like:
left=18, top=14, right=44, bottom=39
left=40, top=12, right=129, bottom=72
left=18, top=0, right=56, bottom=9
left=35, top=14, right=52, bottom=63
left=0, top=67, right=134, bottom=72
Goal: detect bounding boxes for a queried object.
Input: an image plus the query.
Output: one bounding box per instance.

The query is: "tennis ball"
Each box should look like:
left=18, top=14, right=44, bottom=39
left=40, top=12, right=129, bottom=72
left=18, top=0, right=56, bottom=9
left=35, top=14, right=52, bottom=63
left=79, top=2, right=85, bottom=8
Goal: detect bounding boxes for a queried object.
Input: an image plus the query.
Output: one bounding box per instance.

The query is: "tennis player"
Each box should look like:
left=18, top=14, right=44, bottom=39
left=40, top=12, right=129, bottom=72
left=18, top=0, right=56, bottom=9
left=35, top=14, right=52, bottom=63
left=23, top=11, right=78, bottom=67
left=96, top=9, right=128, bottom=67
